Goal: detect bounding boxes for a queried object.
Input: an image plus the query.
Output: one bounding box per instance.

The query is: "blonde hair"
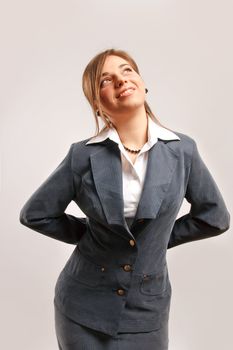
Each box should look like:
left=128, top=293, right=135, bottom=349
left=82, top=48, right=168, bottom=136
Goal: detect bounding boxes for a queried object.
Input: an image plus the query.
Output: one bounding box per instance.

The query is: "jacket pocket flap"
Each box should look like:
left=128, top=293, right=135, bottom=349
left=140, top=266, right=168, bottom=296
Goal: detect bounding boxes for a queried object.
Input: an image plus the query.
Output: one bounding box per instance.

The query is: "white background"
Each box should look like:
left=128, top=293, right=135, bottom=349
left=1, top=1, right=232, bottom=349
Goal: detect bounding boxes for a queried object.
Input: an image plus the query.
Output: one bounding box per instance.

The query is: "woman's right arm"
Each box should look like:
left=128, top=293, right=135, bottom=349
left=19, top=143, right=87, bottom=244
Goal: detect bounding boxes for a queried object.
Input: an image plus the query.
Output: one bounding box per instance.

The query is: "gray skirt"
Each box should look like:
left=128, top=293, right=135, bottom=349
left=54, top=302, right=169, bottom=350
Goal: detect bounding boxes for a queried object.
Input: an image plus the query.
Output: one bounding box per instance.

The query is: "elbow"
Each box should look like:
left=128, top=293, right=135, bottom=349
left=19, top=209, right=28, bottom=226
left=19, top=207, right=32, bottom=227
left=217, top=210, right=230, bottom=235
left=223, top=210, right=230, bottom=231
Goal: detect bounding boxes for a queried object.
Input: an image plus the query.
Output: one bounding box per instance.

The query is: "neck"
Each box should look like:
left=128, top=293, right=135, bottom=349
left=113, top=110, right=148, bottom=149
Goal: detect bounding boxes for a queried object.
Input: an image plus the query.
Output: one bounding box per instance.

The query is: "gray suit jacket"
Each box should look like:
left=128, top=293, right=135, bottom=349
left=19, top=131, right=230, bottom=337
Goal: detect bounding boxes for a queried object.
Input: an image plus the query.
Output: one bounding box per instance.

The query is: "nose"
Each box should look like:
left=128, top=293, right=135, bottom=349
left=115, top=74, right=128, bottom=88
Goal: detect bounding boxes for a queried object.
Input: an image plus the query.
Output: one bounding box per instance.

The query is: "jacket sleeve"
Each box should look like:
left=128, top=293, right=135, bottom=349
left=19, top=143, right=87, bottom=244
left=167, top=140, right=230, bottom=249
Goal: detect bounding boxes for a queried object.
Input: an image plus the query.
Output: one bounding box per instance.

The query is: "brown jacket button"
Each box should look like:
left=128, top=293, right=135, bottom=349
left=123, top=264, right=132, bottom=272
left=129, top=239, right=135, bottom=247
left=117, top=289, right=125, bottom=296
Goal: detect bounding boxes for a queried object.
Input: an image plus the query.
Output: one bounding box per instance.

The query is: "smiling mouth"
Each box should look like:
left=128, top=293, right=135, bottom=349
left=117, top=88, right=135, bottom=98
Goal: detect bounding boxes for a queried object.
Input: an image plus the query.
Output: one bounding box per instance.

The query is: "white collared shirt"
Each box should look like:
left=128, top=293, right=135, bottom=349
left=86, top=116, right=180, bottom=221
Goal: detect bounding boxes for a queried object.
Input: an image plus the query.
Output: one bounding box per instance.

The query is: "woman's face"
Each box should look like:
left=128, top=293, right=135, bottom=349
left=98, top=55, right=146, bottom=120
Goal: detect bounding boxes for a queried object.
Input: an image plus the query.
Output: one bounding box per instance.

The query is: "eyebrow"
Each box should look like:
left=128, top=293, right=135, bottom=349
left=101, top=64, right=130, bottom=77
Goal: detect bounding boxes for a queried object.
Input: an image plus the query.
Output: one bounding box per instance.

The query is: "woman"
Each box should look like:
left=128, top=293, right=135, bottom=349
left=19, top=48, right=230, bottom=349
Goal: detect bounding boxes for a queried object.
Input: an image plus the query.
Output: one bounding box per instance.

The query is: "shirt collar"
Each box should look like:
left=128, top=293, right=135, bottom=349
left=85, top=115, right=180, bottom=146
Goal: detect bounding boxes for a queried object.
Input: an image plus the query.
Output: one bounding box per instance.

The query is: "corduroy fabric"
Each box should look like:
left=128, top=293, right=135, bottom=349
left=54, top=301, right=169, bottom=350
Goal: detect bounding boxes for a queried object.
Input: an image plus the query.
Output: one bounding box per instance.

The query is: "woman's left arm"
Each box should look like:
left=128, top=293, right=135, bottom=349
left=167, top=140, right=230, bottom=249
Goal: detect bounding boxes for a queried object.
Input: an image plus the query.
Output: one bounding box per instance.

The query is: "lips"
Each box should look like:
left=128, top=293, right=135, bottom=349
left=116, top=87, right=136, bottom=98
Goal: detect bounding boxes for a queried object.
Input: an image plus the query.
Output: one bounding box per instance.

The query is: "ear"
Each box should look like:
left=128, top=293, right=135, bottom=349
left=93, top=100, right=97, bottom=110
left=94, top=99, right=101, bottom=113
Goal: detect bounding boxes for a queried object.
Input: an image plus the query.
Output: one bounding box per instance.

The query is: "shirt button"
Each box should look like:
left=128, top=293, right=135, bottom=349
left=101, top=267, right=105, bottom=272
left=123, top=264, right=132, bottom=272
left=129, top=239, right=135, bottom=247
left=117, top=289, right=125, bottom=296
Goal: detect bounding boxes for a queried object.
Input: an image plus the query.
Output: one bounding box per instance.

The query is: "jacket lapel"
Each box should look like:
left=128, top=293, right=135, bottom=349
left=90, top=141, right=125, bottom=225
left=133, top=140, right=178, bottom=222
left=89, top=139, right=178, bottom=228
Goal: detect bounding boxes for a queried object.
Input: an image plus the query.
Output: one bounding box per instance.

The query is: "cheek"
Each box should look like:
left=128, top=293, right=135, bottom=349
left=132, top=76, right=145, bottom=94
left=100, top=91, right=115, bottom=106
left=137, top=78, right=145, bottom=90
